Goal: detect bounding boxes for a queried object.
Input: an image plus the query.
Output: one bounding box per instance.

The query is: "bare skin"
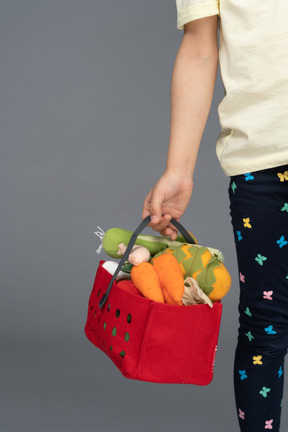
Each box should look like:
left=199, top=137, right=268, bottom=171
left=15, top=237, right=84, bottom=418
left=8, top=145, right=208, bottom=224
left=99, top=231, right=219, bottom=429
left=142, top=15, right=219, bottom=240
left=142, top=171, right=194, bottom=240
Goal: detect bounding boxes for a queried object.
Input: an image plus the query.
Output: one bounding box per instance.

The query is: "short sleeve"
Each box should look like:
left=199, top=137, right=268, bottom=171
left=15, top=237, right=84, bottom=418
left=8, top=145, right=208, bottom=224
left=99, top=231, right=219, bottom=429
left=176, top=0, right=220, bottom=30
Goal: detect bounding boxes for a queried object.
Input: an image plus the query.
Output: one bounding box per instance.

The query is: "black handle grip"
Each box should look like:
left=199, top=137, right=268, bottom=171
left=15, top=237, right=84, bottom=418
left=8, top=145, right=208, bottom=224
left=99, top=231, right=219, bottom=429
left=98, top=215, right=196, bottom=309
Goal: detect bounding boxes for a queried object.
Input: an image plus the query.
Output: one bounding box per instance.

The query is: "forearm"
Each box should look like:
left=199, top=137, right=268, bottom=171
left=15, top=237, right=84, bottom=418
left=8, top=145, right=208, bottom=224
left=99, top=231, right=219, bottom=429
left=165, top=34, right=219, bottom=178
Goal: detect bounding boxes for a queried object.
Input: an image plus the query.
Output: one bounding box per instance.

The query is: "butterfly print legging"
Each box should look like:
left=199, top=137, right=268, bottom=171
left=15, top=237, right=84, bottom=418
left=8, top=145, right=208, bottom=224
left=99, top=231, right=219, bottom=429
left=228, top=163, right=288, bottom=432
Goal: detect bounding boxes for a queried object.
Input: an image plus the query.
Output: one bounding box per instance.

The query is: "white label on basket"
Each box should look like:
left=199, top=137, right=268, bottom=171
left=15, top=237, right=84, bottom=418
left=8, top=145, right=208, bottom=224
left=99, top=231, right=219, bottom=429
left=212, top=345, right=218, bottom=373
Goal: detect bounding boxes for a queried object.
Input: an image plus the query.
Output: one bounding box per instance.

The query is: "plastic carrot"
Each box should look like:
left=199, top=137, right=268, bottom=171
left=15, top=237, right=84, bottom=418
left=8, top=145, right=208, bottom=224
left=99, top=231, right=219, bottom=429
left=152, top=253, right=184, bottom=305
left=130, top=262, right=165, bottom=303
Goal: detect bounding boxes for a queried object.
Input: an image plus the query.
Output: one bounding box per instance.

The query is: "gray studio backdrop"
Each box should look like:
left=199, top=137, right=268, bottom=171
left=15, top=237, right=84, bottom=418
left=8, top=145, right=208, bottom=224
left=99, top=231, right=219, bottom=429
left=1, top=1, right=287, bottom=432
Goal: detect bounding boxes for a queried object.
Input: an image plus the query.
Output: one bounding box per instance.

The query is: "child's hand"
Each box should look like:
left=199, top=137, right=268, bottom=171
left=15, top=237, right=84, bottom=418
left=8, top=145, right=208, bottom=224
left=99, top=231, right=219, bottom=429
left=142, top=171, right=194, bottom=240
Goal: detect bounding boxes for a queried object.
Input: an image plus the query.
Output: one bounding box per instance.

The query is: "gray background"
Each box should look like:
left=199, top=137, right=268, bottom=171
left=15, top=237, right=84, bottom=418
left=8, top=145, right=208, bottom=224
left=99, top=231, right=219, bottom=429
left=1, top=1, right=287, bottom=431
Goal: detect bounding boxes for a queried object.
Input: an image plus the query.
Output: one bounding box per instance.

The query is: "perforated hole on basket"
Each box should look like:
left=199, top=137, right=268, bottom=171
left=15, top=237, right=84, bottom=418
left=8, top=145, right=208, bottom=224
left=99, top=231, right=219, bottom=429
left=94, top=304, right=133, bottom=360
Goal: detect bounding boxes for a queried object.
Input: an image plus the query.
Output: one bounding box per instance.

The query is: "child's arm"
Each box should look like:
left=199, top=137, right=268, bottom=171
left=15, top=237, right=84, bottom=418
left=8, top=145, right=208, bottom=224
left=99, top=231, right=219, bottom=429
left=166, top=15, right=219, bottom=178
left=142, top=16, right=219, bottom=239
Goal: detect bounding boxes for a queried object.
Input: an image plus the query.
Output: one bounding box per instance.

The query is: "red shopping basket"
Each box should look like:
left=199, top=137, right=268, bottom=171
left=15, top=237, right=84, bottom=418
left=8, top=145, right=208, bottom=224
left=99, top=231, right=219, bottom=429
left=84, top=216, right=223, bottom=385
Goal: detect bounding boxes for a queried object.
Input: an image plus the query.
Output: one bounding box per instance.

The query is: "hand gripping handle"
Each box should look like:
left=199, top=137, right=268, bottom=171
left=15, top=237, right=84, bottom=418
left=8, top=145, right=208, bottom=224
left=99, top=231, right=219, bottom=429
left=98, top=215, right=196, bottom=309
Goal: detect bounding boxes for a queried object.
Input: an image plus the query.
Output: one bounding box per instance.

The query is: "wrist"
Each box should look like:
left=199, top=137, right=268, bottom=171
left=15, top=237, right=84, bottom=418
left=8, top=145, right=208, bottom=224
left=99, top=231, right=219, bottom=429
left=164, top=166, right=194, bottom=181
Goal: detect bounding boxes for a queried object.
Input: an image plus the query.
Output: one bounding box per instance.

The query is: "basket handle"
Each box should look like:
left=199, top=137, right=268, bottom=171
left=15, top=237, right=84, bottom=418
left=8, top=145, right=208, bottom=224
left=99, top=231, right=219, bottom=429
left=98, top=215, right=196, bottom=309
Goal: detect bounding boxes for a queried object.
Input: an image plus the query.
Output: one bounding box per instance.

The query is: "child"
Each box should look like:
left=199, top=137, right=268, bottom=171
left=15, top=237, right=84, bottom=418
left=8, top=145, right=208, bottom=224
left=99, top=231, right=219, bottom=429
left=141, top=1, right=288, bottom=431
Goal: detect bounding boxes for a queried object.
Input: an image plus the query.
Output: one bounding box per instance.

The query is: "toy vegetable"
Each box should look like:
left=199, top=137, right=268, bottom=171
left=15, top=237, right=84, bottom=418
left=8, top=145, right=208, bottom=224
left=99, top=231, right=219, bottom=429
left=183, top=277, right=213, bottom=307
left=130, top=253, right=184, bottom=305
left=151, top=243, right=231, bottom=302
left=118, top=242, right=150, bottom=265
left=97, top=227, right=198, bottom=259
left=96, top=224, right=231, bottom=305
left=102, top=261, right=131, bottom=280
left=152, top=253, right=184, bottom=305
left=130, top=262, right=165, bottom=303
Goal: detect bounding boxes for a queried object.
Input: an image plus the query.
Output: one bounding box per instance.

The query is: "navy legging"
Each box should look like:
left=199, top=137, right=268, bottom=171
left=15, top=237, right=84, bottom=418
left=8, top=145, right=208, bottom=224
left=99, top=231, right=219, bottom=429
left=228, top=163, right=288, bottom=431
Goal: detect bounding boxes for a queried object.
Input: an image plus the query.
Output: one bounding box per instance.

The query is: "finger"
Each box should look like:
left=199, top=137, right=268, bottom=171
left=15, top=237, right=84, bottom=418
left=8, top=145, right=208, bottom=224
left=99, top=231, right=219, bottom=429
left=170, top=230, right=179, bottom=241
left=142, top=190, right=153, bottom=220
left=149, top=213, right=172, bottom=231
left=149, top=188, right=164, bottom=224
left=160, top=225, right=178, bottom=240
left=142, top=189, right=163, bottom=225
left=147, top=214, right=170, bottom=233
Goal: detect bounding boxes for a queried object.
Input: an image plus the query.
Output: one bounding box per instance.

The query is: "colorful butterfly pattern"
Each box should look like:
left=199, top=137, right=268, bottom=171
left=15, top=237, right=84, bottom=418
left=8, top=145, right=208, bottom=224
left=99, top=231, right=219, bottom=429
left=237, top=230, right=243, bottom=241
left=276, top=235, right=288, bottom=248
left=231, top=181, right=237, bottom=193
left=255, top=254, right=268, bottom=265
left=265, top=419, right=274, bottom=429
left=277, top=171, right=288, bottom=182
left=230, top=169, right=288, bottom=428
left=243, top=217, right=252, bottom=228
left=253, top=355, right=263, bottom=365
left=245, top=331, right=254, bottom=342
left=238, top=409, right=245, bottom=420
left=239, top=370, right=248, bottom=380
left=259, top=387, right=271, bottom=398
left=244, top=173, right=254, bottom=181
left=244, top=307, right=252, bottom=317
left=265, top=325, right=277, bottom=335
left=263, top=290, right=273, bottom=300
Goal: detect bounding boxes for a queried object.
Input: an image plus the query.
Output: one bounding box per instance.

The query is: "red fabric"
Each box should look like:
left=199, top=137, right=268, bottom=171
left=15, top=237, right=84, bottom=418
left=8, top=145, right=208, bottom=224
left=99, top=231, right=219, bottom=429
left=116, top=279, right=144, bottom=297
left=85, top=260, right=223, bottom=385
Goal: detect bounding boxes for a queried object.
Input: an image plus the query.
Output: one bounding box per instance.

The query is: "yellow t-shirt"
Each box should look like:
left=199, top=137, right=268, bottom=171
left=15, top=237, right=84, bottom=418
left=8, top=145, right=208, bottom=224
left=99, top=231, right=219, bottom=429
left=176, top=0, right=288, bottom=176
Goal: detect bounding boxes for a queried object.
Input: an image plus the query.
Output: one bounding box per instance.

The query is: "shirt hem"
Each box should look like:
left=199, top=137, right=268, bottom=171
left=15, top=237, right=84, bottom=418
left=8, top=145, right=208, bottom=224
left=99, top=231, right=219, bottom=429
left=220, top=157, right=288, bottom=177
